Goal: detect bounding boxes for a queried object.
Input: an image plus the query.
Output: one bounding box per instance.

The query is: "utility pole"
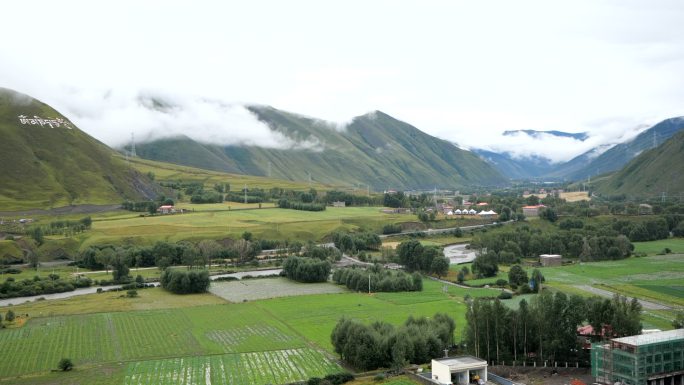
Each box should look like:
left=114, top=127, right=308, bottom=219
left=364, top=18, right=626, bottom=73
left=267, top=161, right=272, bottom=178
left=130, top=132, right=136, bottom=157
left=244, top=184, right=247, bottom=204
left=368, top=274, right=371, bottom=294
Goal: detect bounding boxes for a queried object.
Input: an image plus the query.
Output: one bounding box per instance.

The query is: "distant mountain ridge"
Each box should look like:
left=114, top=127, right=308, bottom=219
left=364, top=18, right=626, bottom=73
left=0, top=88, right=160, bottom=210
left=475, top=118, right=684, bottom=181
left=134, top=107, right=506, bottom=190
left=550, top=117, right=684, bottom=181
left=502, top=129, right=589, bottom=141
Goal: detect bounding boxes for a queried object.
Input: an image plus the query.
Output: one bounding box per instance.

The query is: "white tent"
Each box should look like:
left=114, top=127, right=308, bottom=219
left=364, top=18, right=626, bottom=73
left=454, top=209, right=462, bottom=215
left=468, top=209, right=477, bottom=215
left=447, top=211, right=453, bottom=216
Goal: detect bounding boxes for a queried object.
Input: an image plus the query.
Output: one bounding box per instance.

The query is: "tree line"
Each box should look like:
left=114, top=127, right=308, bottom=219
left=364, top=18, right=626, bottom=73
left=464, top=292, right=642, bottom=365
left=331, top=313, right=455, bottom=370
left=278, top=199, right=326, bottom=211
left=332, top=265, right=423, bottom=292
left=0, top=274, right=92, bottom=299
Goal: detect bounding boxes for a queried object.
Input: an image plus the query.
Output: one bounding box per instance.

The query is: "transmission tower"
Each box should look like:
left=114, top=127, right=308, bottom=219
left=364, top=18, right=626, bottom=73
left=130, top=133, right=137, bottom=158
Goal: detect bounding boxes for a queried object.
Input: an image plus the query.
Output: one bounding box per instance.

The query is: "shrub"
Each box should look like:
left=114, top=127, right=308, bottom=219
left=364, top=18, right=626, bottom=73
left=498, top=291, right=513, bottom=300
left=495, top=279, right=508, bottom=287
left=58, top=358, right=74, bottom=371
left=126, top=290, right=138, bottom=298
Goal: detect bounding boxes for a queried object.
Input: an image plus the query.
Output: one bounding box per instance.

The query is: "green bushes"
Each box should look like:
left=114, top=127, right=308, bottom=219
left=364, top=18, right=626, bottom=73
left=282, top=256, right=331, bottom=283
left=332, top=231, right=382, bottom=253
left=382, top=224, right=402, bottom=235
left=160, top=269, right=210, bottom=294
left=332, top=265, right=422, bottom=292
left=0, top=275, right=92, bottom=299
left=331, top=313, right=455, bottom=370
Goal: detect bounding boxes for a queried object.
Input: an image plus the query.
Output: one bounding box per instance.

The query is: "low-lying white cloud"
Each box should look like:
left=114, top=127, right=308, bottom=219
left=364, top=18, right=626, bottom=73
left=30, top=86, right=326, bottom=150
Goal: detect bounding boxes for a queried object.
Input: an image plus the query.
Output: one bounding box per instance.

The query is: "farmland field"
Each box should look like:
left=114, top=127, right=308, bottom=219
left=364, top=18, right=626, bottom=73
left=209, top=277, right=347, bottom=302
left=633, top=238, right=684, bottom=255
left=0, top=276, right=501, bottom=384
left=80, top=206, right=408, bottom=246
left=123, top=349, right=340, bottom=385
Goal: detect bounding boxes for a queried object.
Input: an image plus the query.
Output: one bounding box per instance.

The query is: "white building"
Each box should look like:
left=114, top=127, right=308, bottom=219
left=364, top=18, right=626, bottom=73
left=431, top=356, right=488, bottom=385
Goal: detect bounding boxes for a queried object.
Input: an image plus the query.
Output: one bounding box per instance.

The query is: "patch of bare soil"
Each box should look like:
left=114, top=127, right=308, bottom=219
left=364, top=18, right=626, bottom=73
left=491, top=366, right=594, bottom=385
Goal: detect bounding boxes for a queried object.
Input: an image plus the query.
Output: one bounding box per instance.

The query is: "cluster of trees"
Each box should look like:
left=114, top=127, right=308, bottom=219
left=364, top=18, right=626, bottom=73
left=78, top=238, right=261, bottom=272
left=282, top=256, right=331, bottom=283
left=190, top=190, right=224, bottom=203
left=611, top=218, right=670, bottom=242
left=300, top=244, right=341, bottom=261
left=160, top=269, right=210, bottom=294
left=0, top=274, right=92, bottom=299
left=395, top=240, right=450, bottom=278
left=332, top=232, right=382, bottom=253
left=331, top=313, right=455, bottom=370
left=323, top=190, right=378, bottom=206
left=464, top=292, right=641, bottom=364
left=471, top=223, right=634, bottom=262
left=332, top=265, right=423, bottom=292
left=28, top=217, right=92, bottom=238
left=122, top=196, right=175, bottom=213
left=278, top=199, right=326, bottom=211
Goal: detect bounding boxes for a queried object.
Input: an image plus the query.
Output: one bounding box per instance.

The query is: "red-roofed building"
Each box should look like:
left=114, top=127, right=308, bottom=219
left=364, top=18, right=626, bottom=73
left=158, top=205, right=176, bottom=214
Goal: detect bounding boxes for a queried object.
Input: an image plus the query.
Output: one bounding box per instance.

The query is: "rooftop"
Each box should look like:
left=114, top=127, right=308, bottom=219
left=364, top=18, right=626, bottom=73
left=613, top=329, right=684, bottom=346
left=434, top=356, right=487, bottom=369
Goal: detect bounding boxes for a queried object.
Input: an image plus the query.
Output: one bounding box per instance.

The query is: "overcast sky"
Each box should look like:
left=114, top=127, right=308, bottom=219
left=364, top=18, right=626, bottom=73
left=2, top=0, right=684, bottom=162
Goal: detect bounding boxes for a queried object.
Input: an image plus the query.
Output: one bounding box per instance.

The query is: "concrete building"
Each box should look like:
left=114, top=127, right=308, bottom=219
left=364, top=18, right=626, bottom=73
left=539, top=254, right=562, bottom=267
left=522, top=204, right=545, bottom=217
left=592, top=329, right=684, bottom=385
left=431, top=356, right=488, bottom=385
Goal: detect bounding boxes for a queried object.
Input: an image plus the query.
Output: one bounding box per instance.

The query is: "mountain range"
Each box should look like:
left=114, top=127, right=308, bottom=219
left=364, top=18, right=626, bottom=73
left=474, top=119, right=684, bottom=181
left=134, top=107, right=507, bottom=190
left=0, top=88, right=160, bottom=210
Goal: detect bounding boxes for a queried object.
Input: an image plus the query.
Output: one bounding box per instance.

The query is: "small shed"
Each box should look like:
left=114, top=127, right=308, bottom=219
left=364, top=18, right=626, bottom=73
left=522, top=204, right=545, bottom=217
left=431, top=356, right=488, bottom=385
left=332, top=201, right=346, bottom=208
left=539, top=254, right=562, bottom=267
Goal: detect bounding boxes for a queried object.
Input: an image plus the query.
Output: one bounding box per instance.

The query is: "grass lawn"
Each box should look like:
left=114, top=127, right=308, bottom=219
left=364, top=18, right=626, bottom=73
left=633, top=238, right=684, bottom=255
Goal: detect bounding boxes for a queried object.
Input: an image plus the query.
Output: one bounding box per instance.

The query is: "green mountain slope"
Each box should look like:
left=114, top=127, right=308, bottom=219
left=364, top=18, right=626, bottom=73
left=0, top=88, right=160, bottom=210
left=135, top=107, right=505, bottom=190
left=596, top=129, right=684, bottom=197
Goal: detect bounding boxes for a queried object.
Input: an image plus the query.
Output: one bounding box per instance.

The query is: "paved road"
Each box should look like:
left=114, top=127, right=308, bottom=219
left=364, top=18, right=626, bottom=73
left=574, top=284, right=670, bottom=310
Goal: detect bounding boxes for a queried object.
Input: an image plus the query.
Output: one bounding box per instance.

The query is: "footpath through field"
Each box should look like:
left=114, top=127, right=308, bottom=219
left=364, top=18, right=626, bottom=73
left=574, top=284, right=671, bottom=310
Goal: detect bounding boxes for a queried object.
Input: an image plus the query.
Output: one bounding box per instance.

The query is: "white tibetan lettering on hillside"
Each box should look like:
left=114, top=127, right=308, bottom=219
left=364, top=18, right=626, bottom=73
left=18, top=115, right=72, bottom=129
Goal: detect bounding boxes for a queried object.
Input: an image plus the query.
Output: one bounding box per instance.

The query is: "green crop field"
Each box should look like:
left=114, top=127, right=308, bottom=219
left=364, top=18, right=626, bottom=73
left=122, top=349, right=340, bottom=385
left=79, top=206, right=407, bottom=246
left=0, top=277, right=501, bottom=384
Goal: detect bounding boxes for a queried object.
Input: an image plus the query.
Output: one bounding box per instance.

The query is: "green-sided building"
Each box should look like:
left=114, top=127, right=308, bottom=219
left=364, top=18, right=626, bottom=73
left=592, top=329, right=684, bottom=385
